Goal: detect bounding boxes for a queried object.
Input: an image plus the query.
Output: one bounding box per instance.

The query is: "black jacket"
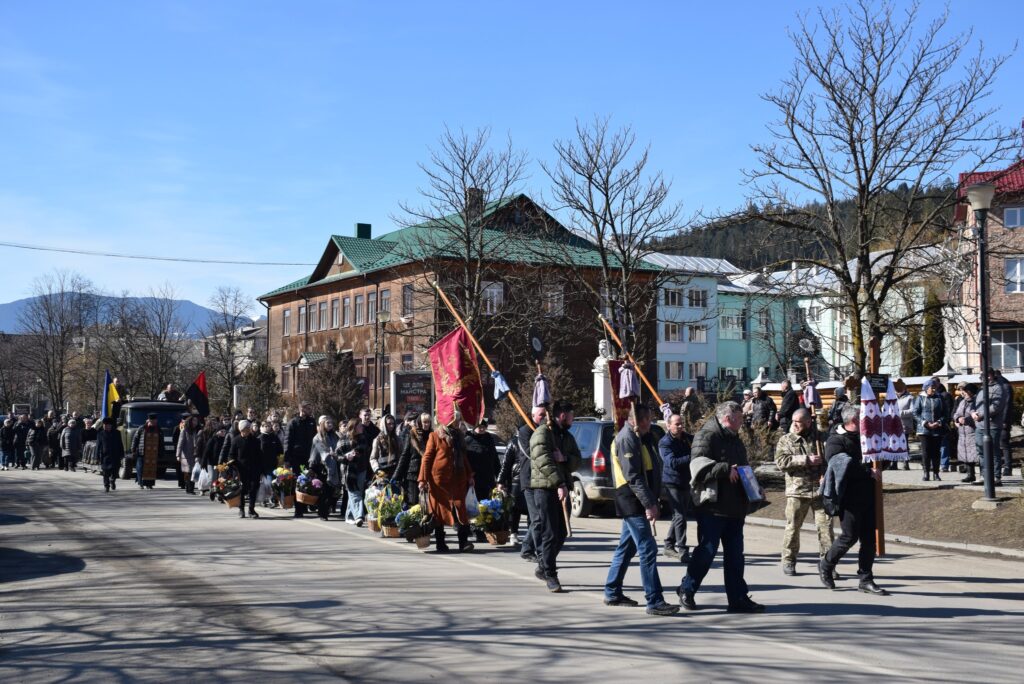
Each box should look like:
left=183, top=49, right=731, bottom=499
left=465, top=430, right=501, bottom=499
left=28, top=426, right=48, bottom=447
left=202, top=431, right=226, bottom=469
left=229, top=433, right=262, bottom=480
left=395, top=426, right=429, bottom=483
left=97, top=428, right=125, bottom=471
left=12, top=421, right=30, bottom=449
left=285, top=416, right=316, bottom=470
left=0, top=425, right=14, bottom=450
left=495, top=424, right=533, bottom=493
left=47, top=425, right=62, bottom=451
left=778, top=389, right=798, bottom=432
left=690, top=416, right=750, bottom=519
left=258, top=432, right=282, bottom=476
left=824, top=427, right=873, bottom=510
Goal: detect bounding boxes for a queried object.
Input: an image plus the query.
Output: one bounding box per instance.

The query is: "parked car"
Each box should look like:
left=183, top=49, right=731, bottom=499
left=567, top=418, right=664, bottom=518
left=116, top=401, right=188, bottom=473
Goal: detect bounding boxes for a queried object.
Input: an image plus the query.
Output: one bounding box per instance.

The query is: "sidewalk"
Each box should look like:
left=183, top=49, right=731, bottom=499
left=880, top=460, right=1022, bottom=495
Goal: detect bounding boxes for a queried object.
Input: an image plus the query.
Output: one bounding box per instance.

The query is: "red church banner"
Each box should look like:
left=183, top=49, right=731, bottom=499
left=428, top=327, right=484, bottom=427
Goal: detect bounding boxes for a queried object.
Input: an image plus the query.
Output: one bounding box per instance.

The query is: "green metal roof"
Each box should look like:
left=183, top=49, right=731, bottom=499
left=260, top=275, right=311, bottom=299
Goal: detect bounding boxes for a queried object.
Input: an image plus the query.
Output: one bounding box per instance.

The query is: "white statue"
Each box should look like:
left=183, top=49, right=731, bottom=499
left=594, top=339, right=614, bottom=372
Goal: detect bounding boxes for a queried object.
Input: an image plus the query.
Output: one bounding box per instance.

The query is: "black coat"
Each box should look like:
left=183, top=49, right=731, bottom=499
left=497, top=424, right=533, bottom=493
left=47, top=425, right=62, bottom=451
left=778, top=389, right=799, bottom=432
left=285, top=416, right=316, bottom=471
left=28, top=427, right=48, bottom=448
left=465, top=430, right=501, bottom=500
left=12, top=421, right=30, bottom=449
left=229, top=433, right=262, bottom=481
left=394, top=427, right=429, bottom=483
left=202, top=432, right=226, bottom=469
left=258, top=432, right=282, bottom=476
left=824, top=427, right=873, bottom=510
left=0, top=425, right=14, bottom=450
left=97, top=428, right=125, bottom=471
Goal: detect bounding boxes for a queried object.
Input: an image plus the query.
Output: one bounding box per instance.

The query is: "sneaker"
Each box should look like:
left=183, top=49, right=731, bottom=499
left=727, top=598, right=766, bottom=613
left=534, top=566, right=546, bottom=581
left=663, top=546, right=681, bottom=560
left=604, top=595, right=640, bottom=607
left=646, top=601, right=680, bottom=616
left=782, top=563, right=796, bottom=576
left=520, top=552, right=538, bottom=563
left=677, top=589, right=698, bottom=610
left=545, top=576, right=563, bottom=593
left=355, top=518, right=364, bottom=527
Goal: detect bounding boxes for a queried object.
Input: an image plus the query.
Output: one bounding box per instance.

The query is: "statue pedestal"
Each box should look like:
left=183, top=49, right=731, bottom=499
left=594, top=365, right=612, bottom=418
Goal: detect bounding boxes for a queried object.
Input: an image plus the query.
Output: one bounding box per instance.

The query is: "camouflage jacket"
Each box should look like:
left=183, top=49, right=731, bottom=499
left=774, top=430, right=823, bottom=498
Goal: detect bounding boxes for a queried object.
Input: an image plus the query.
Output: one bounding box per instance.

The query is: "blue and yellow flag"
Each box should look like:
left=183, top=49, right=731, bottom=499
left=101, top=370, right=120, bottom=420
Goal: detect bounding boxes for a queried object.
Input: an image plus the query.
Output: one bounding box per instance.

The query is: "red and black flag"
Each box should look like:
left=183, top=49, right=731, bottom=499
left=185, top=371, right=210, bottom=417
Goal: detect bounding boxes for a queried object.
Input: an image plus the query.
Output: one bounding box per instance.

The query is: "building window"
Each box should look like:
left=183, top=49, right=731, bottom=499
left=1006, top=258, right=1024, bottom=293
left=298, top=305, right=306, bottom=334
left=331, top=299, right=339, bottom=328
left=757, top=309, right=771, bottom=329
left=282, top=309, right=291, bottom=337
left=687, top=289, right=708, bottom=308
left=366, top=358, right=376, bottom=388
left=319, top=301, right=328, bottom=330
left=355, top=295, right=365, bottom=325
left=805, top=305, right=821, bottom=323
left=380, top=289, right=390, bottom=314
left=481, top=281, right=504, bottom=315
left=1005, top=207, right=1023, bottom=229
left=280, top=366, right=291, bottom=392
left=401, top=353, right=414, bottom=371
left=343, top=296, right=351, bottom=327
left=665, top=361, right=684, bottom=380
left=718, top=367, right=745, bottom=381
left=689, top=325, right=708, bottom=344
left=542, top=287, right=564, bottom=316
left=402, top=284, right=414, bottom=315
left=720, top=312, right=747, bottom=340
left=354, top=357, right=364, bottom=379
left=664, top=321, right=683, bottom=342
left=367, top=291, right=377, bottom=323
left=308, top=303, right=317, bottom=332
left=689, top=362, right=708, bottom=379
left=992, top=329, right=1024, bottom=370
left=664, top=288, right=683, bottom=307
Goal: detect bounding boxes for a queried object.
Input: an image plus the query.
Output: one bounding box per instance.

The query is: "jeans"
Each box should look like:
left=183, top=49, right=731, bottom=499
left=939, top=432, right=953, bottom=469
left=0, top=448, right=9, bottom=468
left=346, top=470, right=367, bottom=521
left=681, top=512, right=750, bottom=607
left=532, top=488, right=567, bottom=579
left=823, top=504, right=875, bottom=580
left=663, top=484, right=690, bottom=552
left=135, top=456, right=144, bottom=485
left=605, top=515, right=665, bottom=608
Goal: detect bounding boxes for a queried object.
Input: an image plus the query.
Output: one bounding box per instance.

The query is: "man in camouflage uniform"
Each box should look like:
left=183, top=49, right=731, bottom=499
left=775, top=408, right=834, bottom=576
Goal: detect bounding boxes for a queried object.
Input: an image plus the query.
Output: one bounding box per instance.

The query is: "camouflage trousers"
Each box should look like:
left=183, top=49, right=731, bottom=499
left=782, top=496, right=834, bottom=565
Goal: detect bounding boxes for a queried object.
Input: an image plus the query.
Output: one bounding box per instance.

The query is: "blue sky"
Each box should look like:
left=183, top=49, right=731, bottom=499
left=2, top=0, right=1022, bottom=308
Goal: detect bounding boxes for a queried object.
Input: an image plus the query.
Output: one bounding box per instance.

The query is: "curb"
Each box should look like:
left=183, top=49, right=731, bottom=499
left=745, top=515, right=1024, bottom=560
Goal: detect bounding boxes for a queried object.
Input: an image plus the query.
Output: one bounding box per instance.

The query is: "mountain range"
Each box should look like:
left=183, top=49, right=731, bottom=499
left=0, top=295, right=227, bottom=336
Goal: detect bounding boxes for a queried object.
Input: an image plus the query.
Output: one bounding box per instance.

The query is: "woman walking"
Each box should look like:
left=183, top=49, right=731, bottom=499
left=395, top=413, right=431, bottom=507
left=177, top=415, right=201, bottom=494
left=28, top=419, right=48, bottom=470
left=309, top=416, right=341, bottom=520
left=419, top=417, right=475, bottom=553
left=341, top=418, right=370, bottom=525
left=370, top=414, right=401, bottom=480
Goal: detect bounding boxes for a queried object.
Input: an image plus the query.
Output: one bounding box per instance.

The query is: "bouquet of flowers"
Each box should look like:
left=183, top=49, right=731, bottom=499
left=272, top=466, right=296, bottom=508
left=471, top=489, right=512, bottom=545
left=295, top=473, right=323, bottom=505
left=213, top=474, right=242, bottom=507
left=376, top=490, right=404, bottom=526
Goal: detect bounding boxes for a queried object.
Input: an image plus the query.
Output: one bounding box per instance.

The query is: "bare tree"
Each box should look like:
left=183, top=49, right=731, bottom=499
left=203, top=286, right=253, bottom=412
left=17, top=270, right=98, bottom=413
left=740, top=1, right=1020, bottom=373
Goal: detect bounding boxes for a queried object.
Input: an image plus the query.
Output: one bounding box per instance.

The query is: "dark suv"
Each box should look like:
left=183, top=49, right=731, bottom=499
left=116, top=401, right=188, bottom=472
left=567, top=418, right=664, bottom=518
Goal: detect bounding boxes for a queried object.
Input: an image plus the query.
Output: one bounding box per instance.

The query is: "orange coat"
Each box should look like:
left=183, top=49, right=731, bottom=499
left=418, top=430, right=474, bottom=527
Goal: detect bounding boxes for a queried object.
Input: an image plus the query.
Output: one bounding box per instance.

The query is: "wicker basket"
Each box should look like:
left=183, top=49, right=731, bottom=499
left=381, top=524, right=401, bottom=538
left=415, top=535, right=432, bottom=550
left=485, top=530, right=510, bottom=546
left=367, top=518, right=380, bottom=532
left=295, top=491, right=319, bottom=506
left=279, top=494, right=295, bottom=510
left=224, top=494, right=242, bottom=509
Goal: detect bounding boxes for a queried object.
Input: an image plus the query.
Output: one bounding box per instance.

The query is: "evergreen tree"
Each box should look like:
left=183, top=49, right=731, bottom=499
left=921, top=291, right=945, bottom=375
left=298, top=342, right=364, bottom=421
left=241, top=362, right=280, bottom=414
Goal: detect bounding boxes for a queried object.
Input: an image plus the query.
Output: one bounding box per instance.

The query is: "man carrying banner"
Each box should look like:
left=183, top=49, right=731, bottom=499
left=528, top=400, right=581, bottom=593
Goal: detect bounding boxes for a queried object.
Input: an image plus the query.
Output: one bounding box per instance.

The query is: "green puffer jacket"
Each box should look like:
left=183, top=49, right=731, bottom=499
left=529, top=421, right=582, bottom=490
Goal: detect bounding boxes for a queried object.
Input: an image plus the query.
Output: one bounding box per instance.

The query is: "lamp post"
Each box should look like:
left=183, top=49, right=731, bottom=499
left=376, top=308, right=391, bottom=414
left=966, top=181, right=997, bottom=502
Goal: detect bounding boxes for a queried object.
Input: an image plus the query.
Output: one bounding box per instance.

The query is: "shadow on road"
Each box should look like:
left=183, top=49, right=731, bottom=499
left=0, top=547, right=86, bottom=583
left=0, top=513, right=30, bottom=526
left=776, top=601, right=1017, bottom=619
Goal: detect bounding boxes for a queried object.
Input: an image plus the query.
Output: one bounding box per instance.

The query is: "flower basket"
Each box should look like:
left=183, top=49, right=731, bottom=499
left=296, top=491, right=319, bottom=505
left=367, top=517, right=381, bottom=532
left=224, top=493, right=242, bottom=508
left=279, top=494, right=295, bottom=509
left=415, top=534, right=432, bottom=550
left=485, top=530, right=510, bottom=546
left=381, top=524, right=401, bottom=538
left=272, top=467, right=297, bottom=506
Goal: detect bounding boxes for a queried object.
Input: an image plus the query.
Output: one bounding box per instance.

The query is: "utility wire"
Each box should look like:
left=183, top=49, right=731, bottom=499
left=0, top=240, right=316, bottom=267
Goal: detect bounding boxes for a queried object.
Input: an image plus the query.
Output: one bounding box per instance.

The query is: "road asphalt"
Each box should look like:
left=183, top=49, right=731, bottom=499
left=1, top=468, right=1022, bottom=683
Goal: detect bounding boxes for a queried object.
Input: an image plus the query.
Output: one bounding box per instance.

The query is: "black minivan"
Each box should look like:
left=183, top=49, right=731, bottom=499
left=567, top=419, right=664, bottom=518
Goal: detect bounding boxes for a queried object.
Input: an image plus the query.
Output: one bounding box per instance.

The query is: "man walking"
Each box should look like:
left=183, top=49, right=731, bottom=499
left=229, top=419, right=262, bottom=519
left=285, top=403, right=317, bottom=517
left=130, top=414, right=164, bottom=489
left=679, top=402, right=764, bottom=613
left=660, top=413, right=692, bottom=561
left=604, top=404, right=679, bottom=616
left=97, top=416, right=124, bottom=492
left=775, top=408, right=833, bottom=575
left=528, top=400, right=581, bottom=593
left=820, top=406, right=888, bottom=595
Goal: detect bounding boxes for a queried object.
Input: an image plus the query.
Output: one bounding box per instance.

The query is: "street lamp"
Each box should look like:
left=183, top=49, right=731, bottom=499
left=376, top=308, right=391, bottom=414
left=966, top=181, right=997, bottom=501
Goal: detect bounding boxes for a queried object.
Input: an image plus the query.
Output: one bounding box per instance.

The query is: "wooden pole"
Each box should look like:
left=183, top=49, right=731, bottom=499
left=597, top=314, right=664, bottom=406
left=432, top=281, right=534, bottom=430
left=868, top=335, right=886, bottom=556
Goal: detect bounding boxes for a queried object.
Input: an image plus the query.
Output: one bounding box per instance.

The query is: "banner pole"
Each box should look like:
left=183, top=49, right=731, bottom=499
left=433, top=281, right=534, bottom=429
left=598, top=314, right=664, bottom=406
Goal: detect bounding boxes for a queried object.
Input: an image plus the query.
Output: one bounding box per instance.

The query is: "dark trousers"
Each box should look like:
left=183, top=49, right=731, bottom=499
left=102, top=468, right=118, bottom=489
left=823, top=504, right=875, bottom=580
left=239, top=478, right=260, bottom=513
left=921, top=434, right=943, bottom=475
left=999, top=428, right=1011, bottom=472
left=522, top=487, right=541, bottom=557
left=663, top=484, right=690, bottom=552
left=681, top=512, right=749, bottom=607
left=15, top=446, right=27, bottom=468
left=532, top=488, right=567, bottom=579
left=317, top=484, right=340, bottom=519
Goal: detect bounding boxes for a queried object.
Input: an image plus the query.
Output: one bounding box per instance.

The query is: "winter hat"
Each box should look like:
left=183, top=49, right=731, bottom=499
left=238, top=420, right=252, bottom=432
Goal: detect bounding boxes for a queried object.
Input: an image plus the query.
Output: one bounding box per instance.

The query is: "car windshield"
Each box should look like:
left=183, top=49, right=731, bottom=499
left=570, top=423, right=601, bottom=456
left=126, top=409, right=182, bottom=430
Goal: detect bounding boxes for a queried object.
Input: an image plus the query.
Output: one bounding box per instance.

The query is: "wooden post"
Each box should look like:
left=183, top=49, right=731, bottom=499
left=432, top=281, right=534, bottom=430
left=868, top=335, right=886, bottom=556
left=597, top=314, right=665, bottom=406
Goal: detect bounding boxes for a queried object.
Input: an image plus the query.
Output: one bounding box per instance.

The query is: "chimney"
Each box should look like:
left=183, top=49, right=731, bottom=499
left=356, top=223, right=372, bottom=239
left=465, top=187, right=485, bottom=220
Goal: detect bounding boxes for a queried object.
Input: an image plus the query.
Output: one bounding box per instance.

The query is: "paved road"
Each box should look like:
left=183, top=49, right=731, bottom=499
left=1, top=469, right=1022, bottom=683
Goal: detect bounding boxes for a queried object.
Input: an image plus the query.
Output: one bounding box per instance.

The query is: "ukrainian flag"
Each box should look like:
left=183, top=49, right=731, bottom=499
left=101, top=370, right=120, bottom=420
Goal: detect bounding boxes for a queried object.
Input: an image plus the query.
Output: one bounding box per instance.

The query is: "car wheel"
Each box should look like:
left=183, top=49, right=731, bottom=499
left=571, top=479, right=592, bottom=518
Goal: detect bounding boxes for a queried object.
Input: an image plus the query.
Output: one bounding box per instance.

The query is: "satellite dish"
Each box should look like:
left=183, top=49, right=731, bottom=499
left=527, top=326, right=545, bottom=362
left=798, top=338, right=815, bottom=353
